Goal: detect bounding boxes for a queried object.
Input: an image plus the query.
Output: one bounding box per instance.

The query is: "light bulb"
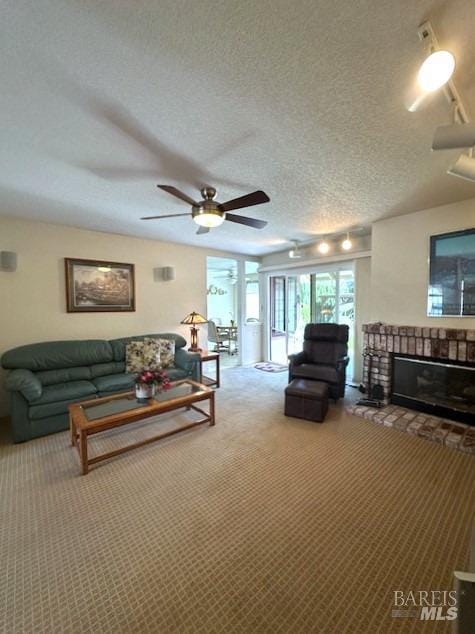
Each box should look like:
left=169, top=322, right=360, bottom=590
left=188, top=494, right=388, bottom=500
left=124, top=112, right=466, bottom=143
left=194, top=212, right=225, bottom=228
left=341, top=234, right=352, bottom=251
left=417, top=50, right=455, bottom=92
left=317, top=240, right=330, bottom=255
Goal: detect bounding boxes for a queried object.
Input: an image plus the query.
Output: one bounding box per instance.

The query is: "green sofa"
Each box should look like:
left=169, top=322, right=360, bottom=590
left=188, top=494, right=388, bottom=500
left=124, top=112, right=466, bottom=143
left=1, top=333, right=200, bottom=443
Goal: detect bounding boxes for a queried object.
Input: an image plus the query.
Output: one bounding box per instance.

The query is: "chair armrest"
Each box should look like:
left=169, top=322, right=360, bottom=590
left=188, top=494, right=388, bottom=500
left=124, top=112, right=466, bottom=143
left=174, top=348, right=200, bottom=380
left=5, top=369, right=42, bottom=402
left=337, top=356, right=350, bottom=371
left=288, top=351, right=307, bottom=367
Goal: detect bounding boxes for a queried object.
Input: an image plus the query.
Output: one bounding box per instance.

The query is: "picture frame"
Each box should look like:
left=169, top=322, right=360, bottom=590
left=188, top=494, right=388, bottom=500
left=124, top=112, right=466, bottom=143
left=427, top=228, right=475, bottom=317
left=65, top=258, right=135, bottom=312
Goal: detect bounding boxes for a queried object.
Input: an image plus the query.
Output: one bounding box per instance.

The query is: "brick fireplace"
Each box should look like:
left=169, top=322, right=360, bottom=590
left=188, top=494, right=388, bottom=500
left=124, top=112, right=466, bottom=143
left=362, top=322, right=475, bottom=407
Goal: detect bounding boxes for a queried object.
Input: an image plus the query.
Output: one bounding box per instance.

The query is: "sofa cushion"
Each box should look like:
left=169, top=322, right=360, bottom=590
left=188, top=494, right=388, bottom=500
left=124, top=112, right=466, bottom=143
left=36, top=366, right=92, bottom=386
left=291, top=364, right=339, bottom=384
left=89, top=362, right=125, bottom=378
left=1, top=340, right=113, bottom=371
left=92, top=373, right=136, bottom=393
left=29, top=396, right=96, bottom=420
left=110, top=333, right=187, bottom=362
left=33, top=380, right=97, bottom=406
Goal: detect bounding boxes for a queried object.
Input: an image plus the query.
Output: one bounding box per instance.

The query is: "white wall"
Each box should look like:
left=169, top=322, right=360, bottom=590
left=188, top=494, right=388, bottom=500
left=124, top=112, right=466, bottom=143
left=0, top=215, right=244, bottom=416
left=354, top=257, right=371, bottom=383
left=371, top=199, right=475, bottom=328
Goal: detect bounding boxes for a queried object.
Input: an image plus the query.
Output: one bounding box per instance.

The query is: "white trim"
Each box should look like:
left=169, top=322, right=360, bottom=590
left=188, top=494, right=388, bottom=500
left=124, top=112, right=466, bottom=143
left=259, top=250, right=371, bottom=273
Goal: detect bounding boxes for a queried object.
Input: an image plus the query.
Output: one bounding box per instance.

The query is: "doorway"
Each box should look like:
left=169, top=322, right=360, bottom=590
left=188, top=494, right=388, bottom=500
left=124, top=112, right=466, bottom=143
left=269, top=267, right=355, bottom=377
left=206, top=256, right=239, bottom=368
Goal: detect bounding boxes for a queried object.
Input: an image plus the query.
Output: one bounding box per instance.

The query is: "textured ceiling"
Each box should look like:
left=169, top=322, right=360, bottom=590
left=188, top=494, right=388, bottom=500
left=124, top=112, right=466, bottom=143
left=1, top=0, right=475, bottom=256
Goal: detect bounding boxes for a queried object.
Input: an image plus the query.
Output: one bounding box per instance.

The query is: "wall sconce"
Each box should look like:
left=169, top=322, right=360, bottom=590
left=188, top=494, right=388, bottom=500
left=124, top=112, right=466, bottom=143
left=0, top=251, right=17, bottom=272
left=154, top=266, right=175, bottom=281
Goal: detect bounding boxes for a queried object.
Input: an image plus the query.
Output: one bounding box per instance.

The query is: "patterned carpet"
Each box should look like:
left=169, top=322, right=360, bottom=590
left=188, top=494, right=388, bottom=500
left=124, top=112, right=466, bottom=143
left=0, top=368, right=474, bottom=633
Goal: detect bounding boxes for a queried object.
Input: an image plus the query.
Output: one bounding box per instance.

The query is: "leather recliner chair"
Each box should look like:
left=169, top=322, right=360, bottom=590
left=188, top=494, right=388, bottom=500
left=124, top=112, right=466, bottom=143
left=288, top=323, right=350, bottom=399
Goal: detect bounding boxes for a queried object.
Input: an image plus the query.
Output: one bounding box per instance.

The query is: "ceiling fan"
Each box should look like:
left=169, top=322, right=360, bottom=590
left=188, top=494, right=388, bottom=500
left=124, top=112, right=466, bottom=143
left=141, top=186, right=270, bottom=234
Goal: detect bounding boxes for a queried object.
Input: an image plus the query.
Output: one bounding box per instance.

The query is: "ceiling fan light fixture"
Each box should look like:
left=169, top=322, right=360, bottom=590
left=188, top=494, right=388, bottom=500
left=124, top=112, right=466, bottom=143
left=193, top=211, right=225, bottom=228
left=417, top=50, right=455, bottom=93
left=317, top=240, right=330, bottom=255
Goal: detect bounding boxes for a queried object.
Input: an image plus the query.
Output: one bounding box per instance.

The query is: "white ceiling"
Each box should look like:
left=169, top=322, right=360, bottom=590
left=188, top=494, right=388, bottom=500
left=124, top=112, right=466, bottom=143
left=1, top=0, right=475, bottom=256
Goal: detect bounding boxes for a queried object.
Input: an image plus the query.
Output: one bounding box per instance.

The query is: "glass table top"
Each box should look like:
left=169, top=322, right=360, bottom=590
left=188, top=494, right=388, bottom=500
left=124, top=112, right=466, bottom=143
left=81, top=381, right=205, bottom=421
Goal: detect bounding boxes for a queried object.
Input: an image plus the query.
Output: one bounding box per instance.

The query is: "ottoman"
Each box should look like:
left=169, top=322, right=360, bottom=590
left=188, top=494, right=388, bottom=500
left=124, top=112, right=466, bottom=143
left=285, top=379, right=329, bottom=422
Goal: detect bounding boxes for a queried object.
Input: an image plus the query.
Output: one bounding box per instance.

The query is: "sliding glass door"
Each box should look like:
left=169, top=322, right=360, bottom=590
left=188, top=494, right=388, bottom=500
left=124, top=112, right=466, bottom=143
left=269, top=268, right=354, bottom=376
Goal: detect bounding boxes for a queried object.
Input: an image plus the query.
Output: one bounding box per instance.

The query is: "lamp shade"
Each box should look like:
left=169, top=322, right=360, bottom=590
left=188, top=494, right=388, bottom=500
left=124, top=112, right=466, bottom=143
left=181, top=311, right=208, bottom=325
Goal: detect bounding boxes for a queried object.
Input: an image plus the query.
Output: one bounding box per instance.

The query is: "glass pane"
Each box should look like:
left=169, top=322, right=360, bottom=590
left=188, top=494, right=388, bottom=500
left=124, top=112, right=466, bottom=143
left=245, top=261, right=260, bottom=321
left=153, top=382, right=202, bottom=402
left=314, top=273, right=337, bottom=322
left=81, top=381, right=202, bottom=420
left=288, top=274, right=311, bottom=356
left=82, top=395, right=146, bottom=421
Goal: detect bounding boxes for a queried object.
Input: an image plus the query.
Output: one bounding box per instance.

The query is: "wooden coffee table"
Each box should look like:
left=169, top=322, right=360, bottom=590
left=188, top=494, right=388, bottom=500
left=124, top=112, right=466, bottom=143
left=69, top=380, right=214, bottom=475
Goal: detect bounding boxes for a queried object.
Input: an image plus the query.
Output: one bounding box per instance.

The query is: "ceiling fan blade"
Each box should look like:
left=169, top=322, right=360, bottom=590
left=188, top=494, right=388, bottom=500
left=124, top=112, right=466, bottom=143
left=218, top=190, right=270, bottom=212
left=225, top=213, right=268, bottom=229
left=140, top=213, right=191, bottom=220
left=158, top=185, right=197, bottom=206
left=196, top=226, right=210, bottom=235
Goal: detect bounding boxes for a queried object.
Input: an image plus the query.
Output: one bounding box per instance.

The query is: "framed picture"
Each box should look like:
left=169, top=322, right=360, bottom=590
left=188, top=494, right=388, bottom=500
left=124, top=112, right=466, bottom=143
left=427, top=228, right=475, bottom=317
left=65, top=258, right=135, bottom=312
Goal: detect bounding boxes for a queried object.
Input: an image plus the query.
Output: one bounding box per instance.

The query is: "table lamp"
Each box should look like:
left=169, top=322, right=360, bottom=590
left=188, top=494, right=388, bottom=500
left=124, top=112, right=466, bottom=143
left=180, top=312, right=208, bottom=351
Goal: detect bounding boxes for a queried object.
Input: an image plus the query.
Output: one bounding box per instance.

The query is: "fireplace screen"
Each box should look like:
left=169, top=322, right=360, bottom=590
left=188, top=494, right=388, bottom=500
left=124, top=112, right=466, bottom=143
left=392, top=356, right=475, bottom=417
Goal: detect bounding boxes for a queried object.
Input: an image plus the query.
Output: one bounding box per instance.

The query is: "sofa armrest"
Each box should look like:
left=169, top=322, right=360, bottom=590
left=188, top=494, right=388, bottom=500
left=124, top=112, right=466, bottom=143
left=288, top=351, right=307, bottom=367
left=174, top=348, right=200, bottom=380
left=5, top=369, right=42, bottom=402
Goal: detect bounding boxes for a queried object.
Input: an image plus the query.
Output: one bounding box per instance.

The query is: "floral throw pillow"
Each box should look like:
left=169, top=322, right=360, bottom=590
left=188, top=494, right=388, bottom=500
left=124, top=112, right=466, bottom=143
left=142, top=338, right=162, bottom=371
left=125, top=341, right=145, bottom=373
left=157, top=338, right=175, bottom=368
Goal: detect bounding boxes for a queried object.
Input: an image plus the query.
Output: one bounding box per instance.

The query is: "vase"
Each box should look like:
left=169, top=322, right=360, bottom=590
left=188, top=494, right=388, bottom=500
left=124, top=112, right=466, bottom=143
left=135, top=383, right=156, bottom=402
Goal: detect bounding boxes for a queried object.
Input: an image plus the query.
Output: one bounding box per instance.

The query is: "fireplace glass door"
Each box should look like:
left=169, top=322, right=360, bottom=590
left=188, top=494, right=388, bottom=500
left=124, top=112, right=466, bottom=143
left=392, top=356, right=475, bottom=422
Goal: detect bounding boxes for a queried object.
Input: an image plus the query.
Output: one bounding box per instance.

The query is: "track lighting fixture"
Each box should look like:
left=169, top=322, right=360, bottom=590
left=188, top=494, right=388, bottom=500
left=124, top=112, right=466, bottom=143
left=317, top=240, right=330, bottom=255
left=406, top=22, right=465, bottom=115
left=447, top=148, right=475, bottom=182
left=417, top=50, right=455, bottom=93
left=432, top=121, right=475, bottom=151
left=288, top=241, right=302, bottom=259
left=341, top=233, right=352, bottom=251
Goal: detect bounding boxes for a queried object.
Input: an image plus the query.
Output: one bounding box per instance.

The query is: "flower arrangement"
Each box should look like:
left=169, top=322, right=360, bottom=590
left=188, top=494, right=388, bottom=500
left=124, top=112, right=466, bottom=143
left=135, top=369, right=171, bottom=401
left=135, top=369, right=171, bottom=388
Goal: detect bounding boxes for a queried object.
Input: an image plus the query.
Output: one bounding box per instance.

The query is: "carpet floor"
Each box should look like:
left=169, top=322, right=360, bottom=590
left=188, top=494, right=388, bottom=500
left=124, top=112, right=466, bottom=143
left=0, top=368, right=474, bottom=633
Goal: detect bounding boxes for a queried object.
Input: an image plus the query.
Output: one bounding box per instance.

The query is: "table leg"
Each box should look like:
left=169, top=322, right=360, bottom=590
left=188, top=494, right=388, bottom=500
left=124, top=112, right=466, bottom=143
left=216, top=354, right=220, bottom=388
left=69, top=414, right=75, bottom=447
left=209, top=391, right=215, bottom=426
left=79, top=430, right=88, bottom=475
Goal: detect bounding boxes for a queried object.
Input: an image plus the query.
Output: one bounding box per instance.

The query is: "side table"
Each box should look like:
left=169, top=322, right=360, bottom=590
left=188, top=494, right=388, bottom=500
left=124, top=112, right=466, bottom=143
left=198, top=350, right=220, bottom=388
